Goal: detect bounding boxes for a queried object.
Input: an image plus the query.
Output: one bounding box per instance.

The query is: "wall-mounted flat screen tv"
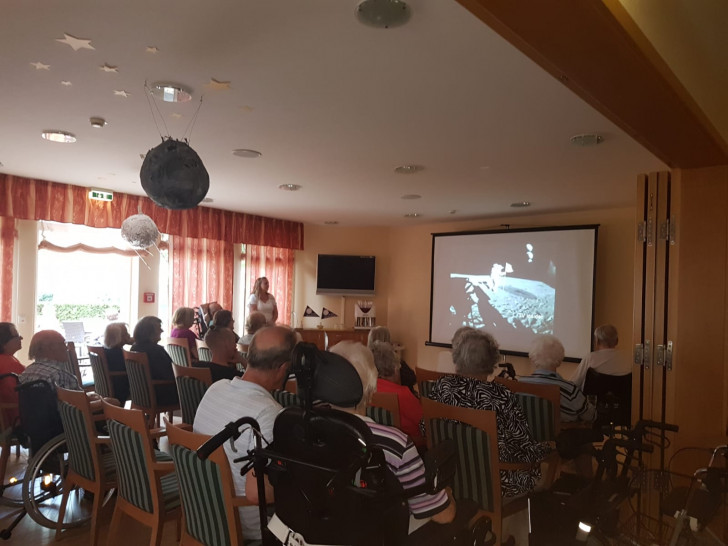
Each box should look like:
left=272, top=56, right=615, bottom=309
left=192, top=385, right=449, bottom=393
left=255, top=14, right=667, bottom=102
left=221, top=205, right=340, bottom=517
left=316, top=254, right=376, bottom=296
left=428, top=225, right=598, bottom=361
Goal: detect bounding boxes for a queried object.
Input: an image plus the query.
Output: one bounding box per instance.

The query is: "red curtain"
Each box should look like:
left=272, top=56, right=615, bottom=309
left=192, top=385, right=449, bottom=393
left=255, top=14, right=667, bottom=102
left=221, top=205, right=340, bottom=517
left=247, top=245, right=295, bottom=327
left=0, top=217, right=16, bottom=321
left=0, top=174, right=304, bottom=250
left=171, top=236, right=234, bottom=314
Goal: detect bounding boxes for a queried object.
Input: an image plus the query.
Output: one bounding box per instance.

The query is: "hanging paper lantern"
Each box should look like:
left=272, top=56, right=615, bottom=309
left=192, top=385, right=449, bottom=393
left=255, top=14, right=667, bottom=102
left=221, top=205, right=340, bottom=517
left=121, top=214, right=160, bottom=249
left=140, top=138, right=209, bottom=209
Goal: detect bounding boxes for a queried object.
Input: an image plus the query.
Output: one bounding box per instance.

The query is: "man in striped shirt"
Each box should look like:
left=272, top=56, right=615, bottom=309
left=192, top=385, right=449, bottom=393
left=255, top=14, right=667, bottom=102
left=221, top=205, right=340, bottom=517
left=521, top=334, right=596, bottom=423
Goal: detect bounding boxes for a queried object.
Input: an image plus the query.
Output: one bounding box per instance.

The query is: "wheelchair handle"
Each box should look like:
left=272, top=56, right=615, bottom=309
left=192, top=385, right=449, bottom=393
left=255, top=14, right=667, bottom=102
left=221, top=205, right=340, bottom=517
left=635, top=419, right=679, bottom=433
left=197, top=417, right=261, bottom=460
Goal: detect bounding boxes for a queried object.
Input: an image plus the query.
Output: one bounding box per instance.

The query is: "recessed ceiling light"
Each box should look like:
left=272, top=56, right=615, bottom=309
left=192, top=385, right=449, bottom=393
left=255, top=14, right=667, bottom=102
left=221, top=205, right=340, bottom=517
left=202, top=197, right=214, bottom=203
left=90, top=117, right=107, bottom=128
left=233, top=149, right=262, bottom=158
left=404, top=213, right=421, bottom=218
left=570, top=133, right=603, bottom=146
left=449, top=209, right=457, bottom=214
left=324, top=221, right=339, bottom=225
left=279, top=184, right=301, bottom=191
left=510, top=201, right=531, bottom=208
left=395, top=164, right=424, bottom=174
left=151, top=82, right=192, bottom=103
left=401, top=194, right=421, bottom=200
left=356, top=0, right=411, bottom=28
left=41, top=130, right=76, bottom=143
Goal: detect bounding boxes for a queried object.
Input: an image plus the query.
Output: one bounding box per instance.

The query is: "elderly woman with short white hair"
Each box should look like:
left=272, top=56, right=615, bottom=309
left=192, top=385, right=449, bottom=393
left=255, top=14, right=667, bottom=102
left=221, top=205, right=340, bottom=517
left=521, top=334, right=596, bottom=423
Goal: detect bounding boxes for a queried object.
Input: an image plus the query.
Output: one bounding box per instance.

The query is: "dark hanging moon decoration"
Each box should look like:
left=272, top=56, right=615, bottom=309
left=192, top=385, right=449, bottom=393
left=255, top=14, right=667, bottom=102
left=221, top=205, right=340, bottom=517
left=140, top=138, right=209, bottom=209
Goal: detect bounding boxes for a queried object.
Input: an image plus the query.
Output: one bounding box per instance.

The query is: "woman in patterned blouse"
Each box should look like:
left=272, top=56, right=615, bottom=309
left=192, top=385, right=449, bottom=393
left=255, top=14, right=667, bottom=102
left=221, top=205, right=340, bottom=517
left=431, top=330, right=550, bottom=497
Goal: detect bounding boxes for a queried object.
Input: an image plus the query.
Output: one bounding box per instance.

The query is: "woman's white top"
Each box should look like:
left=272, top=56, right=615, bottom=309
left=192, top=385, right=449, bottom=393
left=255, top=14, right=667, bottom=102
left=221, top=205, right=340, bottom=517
left=248, top=293, right=277, bottom=324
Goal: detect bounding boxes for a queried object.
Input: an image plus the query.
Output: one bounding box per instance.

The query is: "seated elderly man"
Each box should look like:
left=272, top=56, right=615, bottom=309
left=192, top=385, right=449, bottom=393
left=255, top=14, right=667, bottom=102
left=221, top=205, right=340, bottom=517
left=19, top=330, right=79, bottom=390
left=521, top=334, right=596, bottom=423
left=193, top=326, right=244, bottom=382
left=571, top=324, right=632, bottom=389
left=328, top=341, right=462, bottom=540
left=194, top=326, right=297, bottom=542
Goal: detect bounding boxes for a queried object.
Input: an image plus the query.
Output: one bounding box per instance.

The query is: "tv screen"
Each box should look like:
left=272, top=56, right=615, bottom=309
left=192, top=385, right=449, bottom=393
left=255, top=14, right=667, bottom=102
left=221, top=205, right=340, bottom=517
left=429, top=225, right=598, bottom=360
left=316, top=254, right=376, bottom=296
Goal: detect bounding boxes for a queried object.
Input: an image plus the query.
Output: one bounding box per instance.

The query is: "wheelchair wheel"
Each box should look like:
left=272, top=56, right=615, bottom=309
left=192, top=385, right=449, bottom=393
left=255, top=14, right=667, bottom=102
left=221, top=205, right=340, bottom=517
left=0, top=444, right=31, bottom=507
left=21, top=433, right=92, bottom=529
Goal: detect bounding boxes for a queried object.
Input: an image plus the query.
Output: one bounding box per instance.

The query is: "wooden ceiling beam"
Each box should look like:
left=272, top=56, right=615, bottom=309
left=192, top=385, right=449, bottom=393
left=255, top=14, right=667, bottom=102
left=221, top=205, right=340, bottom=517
left=456, top=0, right=728, bottom=168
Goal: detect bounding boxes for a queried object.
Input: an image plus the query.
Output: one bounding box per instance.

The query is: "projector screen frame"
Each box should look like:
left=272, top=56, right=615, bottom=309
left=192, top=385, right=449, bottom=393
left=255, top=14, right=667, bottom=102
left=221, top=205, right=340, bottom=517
left=426, top=224, right=599, bottom=362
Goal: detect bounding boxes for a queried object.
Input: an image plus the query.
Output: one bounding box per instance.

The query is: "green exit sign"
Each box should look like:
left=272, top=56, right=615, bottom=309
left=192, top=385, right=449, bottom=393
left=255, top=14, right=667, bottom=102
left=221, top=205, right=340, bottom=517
left=88, top=189, right=113, bottom=202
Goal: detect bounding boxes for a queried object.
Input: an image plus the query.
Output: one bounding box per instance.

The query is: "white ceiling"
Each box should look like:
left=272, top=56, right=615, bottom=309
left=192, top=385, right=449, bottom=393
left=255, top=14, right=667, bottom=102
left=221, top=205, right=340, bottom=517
left=0, top=0, right=672, bottom=227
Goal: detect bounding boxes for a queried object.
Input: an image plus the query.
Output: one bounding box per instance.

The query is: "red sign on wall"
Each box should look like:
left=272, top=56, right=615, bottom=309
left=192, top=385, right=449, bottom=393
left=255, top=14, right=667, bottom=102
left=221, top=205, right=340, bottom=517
left=143, top=292, right=155, bottom=303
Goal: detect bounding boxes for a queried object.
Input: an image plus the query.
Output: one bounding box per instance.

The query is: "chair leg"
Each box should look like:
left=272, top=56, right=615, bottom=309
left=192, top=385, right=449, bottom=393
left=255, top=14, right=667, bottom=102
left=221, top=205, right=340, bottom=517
left=88, top=491, right=102, bottom=546
left=0, top=441, right=10, bottom=486
left=108, top=505, right=124, bottom=544
left=54, top=478, right=73, bottom=541
left=150, top=519, right=163, bottom=546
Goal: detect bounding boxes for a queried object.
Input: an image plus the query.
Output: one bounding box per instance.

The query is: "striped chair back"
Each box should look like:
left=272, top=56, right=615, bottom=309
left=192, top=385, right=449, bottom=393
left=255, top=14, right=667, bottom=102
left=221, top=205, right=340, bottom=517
left=58, top=400, right=96, bottom=481
left=418, top=380, right=437, bottom=400
left=198, top=346, right=213, bottom=362
left=107, top=418, right=154, bottom=512
left=88, top=348, right=112, bottom=399
left=272, top=389, right=301, bottom=408
left=176, top=377, right=208, bottom=425
left=421, top=397, right=504, bottom=544
left=367, top=391, right=401, bottom=429
left=514, top=393, right=556, bottom=443
left=365, top=406, right=395, bottom=427
left=124, top=351, right=154, bottom=410
left=166, top=338, right=192, bottom=367
left=167, top=421, right=248, bottom=546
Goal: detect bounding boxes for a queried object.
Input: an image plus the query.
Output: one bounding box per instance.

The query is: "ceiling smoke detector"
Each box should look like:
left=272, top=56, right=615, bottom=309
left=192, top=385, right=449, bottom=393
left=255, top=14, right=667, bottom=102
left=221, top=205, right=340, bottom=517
left=356, top=0, right=411, bottom=29
left=394, top=164, right=424, bottom=174
left=570, top=133, right=603, bottom=146
left=233, top=149, right=262, bottom=158
left=90, top=117, right=106, bottom=128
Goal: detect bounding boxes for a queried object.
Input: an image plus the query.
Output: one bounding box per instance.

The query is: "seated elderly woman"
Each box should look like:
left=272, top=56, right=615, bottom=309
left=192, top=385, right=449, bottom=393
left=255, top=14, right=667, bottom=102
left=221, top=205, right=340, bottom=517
left=367, top=326, right=416, bottom=389
left=239, top=311, right=267, bottom=346
left=521, top=334, right=595, bottom=423
left=102, top=322, right=133, bottom=405
left=430, top=330, right=550, bottom=498
left=369, top=340, right=424, bottom=447
left=170, top=306, right=199, bottom=361
left=210, top=309, right=240, bottom=342
left=328, top=341, right=464, bottom=540
left=131, top=316, right=178, bottom=406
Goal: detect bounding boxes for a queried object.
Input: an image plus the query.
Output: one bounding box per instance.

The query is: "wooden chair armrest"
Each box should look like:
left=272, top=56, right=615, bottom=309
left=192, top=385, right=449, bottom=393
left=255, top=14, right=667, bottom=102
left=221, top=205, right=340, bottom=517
left=149, top=427, right=168, bottom=439
left=176, top=423, right=193, bottom=432
left=93, top=436, right=112, bottom=446
left=152, top=461, right=176, bottom=475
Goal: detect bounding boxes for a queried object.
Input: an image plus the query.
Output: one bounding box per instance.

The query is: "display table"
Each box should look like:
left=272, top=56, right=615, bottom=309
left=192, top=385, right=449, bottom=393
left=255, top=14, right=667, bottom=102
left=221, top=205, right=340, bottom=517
left=294, top=328, right=369, bottom=350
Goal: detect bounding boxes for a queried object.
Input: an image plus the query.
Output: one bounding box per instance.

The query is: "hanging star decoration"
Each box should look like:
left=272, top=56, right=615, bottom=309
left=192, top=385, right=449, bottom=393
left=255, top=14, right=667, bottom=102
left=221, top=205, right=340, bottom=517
left=30, top=61, right=50, bottom=70
left=146, top=46, right=159, bottom=54
left=61, top=80, right=72, bottom=86
left=303, top=306, right=320, bottom=318
left=170, top=113, right=182, bottom=119
left=113, top=90, right=130, bottom=98
left=99, top=63, right=118, bottom=73
left=321, top=308, right=338, bottom=319
left=56, top=33, right=95, bottom=51
left=205, top=78, right=231, bottom=91
left=239, top=105, right=253, bottom=113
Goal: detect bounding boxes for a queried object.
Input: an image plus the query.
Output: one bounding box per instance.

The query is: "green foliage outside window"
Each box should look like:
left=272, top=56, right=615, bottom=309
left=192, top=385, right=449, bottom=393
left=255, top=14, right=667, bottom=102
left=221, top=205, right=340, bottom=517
left=36, top=303, right=110, bottom=322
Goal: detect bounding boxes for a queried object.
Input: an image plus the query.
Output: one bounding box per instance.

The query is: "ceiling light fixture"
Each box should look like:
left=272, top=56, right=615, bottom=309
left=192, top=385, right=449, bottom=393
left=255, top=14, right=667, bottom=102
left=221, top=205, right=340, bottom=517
left=394, top=164, right=424, bottom=174
left=279, top=184, right=301, bottom=191
left=89, top=117, right=106, bottom=128
left=404, top=213, right=421, bottom=218
left=151, top=82, right=192, bottom=103
left=356, top=0, right=411, bottom=28
left=233, top=149, right=262, bottom=158
left=324, top=221, right=339, bottom=225
left=570, top=133, right=603, bottom=146
left=510, top=201, right=531, bottom=208
left=41, top=130, right=76, bottom=143
left=401, top=194, right=421, bottom=200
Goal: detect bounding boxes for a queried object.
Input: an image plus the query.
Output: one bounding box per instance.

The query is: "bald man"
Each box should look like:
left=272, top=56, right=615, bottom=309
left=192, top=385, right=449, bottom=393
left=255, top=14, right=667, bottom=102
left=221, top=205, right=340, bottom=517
left=193, top=326, right=243, bottom=382
left=19, top=330, right=79, bottom=390
left=193, top=326, right=297, bottom=540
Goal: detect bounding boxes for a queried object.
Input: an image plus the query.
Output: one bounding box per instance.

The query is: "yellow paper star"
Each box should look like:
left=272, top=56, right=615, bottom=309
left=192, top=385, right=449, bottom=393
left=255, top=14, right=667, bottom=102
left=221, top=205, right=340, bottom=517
left=206, top=78, right=231, bottom=91
left=56, top=33, right=95, bottom=51
left=146, top=46, right=159, bottom=54
left=100, top=63, right=118, bottom=73
left=170, top=113, right=182, bottom=119
left=61, top=80, right=72, bottom=86
left=31, top=61, right=50, bottom=70
left=113, top=90, right=130, bottom=98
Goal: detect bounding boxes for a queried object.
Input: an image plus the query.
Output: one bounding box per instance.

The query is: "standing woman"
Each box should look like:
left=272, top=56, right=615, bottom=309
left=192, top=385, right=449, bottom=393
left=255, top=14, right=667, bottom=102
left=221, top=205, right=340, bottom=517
left=0, top=322, right=25, bottom=427
left=247, top=277, right=278, bottom=325
left=170, top=307, right=199, bottom=361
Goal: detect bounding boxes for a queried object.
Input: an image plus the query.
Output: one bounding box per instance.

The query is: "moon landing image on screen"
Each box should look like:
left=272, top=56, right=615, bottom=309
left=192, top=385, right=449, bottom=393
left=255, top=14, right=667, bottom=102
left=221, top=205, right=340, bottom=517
left=448, top=245, right=555, bottom=334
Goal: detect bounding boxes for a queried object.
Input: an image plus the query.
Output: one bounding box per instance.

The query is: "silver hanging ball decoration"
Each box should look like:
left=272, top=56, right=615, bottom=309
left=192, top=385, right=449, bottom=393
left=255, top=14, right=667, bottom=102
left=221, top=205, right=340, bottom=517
left=140, top=138, right=209, bottom=209
left=121, top=214, right=160, bottom=249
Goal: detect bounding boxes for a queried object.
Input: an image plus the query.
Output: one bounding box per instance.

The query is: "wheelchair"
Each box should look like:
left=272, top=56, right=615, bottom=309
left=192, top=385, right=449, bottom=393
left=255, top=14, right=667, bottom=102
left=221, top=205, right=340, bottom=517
left=0, top=375, right=91, bottom=540
left=198, top=343, right=494, bottom=546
